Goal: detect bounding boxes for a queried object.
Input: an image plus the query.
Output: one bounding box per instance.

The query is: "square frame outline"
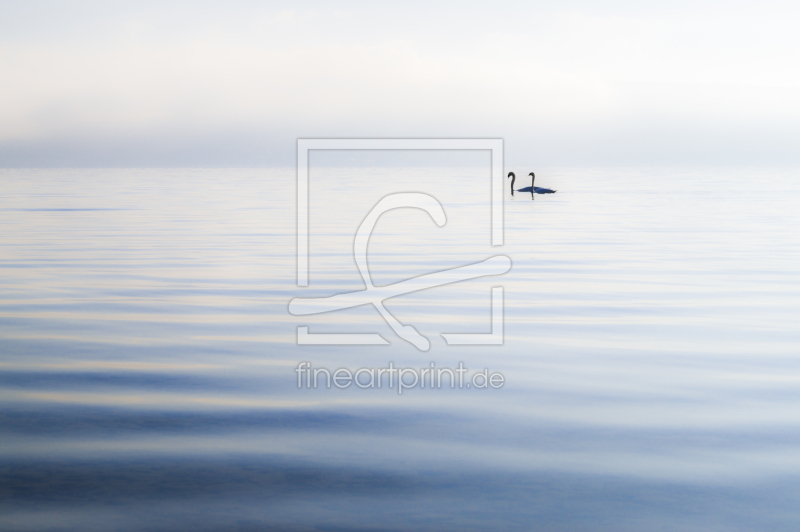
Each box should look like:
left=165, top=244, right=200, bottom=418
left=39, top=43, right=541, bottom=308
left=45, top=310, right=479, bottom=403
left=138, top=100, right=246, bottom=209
left=296, top=138, right=504, bottom=286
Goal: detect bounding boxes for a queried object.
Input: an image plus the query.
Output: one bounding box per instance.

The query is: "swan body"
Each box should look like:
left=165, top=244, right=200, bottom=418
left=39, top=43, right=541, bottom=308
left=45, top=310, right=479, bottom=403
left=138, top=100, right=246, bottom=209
left=516, top=185, right=557, bottom=194
left=507, top=172, right=557, bottom=195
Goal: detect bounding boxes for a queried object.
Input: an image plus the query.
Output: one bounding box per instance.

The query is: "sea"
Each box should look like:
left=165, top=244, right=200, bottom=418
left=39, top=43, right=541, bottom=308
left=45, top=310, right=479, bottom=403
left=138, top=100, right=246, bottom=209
left=1, top=164, right=799, bottom=531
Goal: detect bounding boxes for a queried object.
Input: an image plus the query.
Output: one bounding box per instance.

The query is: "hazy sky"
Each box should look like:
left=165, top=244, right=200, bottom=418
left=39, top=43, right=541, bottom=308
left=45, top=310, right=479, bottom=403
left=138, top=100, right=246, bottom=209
left=1, top=0, right=798, bottom=166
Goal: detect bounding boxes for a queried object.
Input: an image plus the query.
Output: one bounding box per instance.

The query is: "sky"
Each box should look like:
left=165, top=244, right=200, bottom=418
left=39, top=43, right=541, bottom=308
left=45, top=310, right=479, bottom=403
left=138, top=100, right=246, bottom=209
left=1, top=0, right=799, bottom=167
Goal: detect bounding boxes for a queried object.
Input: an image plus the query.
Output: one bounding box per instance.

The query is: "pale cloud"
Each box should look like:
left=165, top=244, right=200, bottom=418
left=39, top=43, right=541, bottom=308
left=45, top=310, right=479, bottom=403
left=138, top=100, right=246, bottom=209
left=0, top=1, right=798, bottom=165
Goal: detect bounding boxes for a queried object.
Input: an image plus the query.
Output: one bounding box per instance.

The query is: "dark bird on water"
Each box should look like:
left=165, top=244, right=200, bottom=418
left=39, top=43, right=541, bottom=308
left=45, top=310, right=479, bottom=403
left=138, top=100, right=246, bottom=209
left=508, top=172, right=557, bottom=196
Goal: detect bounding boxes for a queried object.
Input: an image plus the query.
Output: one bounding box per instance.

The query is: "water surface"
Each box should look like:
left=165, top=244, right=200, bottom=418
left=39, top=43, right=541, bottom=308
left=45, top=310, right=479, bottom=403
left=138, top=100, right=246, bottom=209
left=1, top=166, right=799, bottom=530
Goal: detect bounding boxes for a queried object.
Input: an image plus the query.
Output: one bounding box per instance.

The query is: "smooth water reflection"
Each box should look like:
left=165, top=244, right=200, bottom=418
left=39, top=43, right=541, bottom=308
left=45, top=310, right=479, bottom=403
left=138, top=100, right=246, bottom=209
left=1, top=166, right=799, bottom=530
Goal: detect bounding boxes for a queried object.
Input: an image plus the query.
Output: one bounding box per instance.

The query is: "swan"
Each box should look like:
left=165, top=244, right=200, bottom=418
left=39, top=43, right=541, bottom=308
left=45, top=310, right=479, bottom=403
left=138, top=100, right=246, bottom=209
left=507, top=172, right=557, bottom=195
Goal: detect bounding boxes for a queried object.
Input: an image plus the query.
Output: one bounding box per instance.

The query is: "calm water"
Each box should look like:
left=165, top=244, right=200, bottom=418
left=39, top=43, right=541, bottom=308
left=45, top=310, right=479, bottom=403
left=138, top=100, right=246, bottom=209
left=1, top=166, right=799, bottom=531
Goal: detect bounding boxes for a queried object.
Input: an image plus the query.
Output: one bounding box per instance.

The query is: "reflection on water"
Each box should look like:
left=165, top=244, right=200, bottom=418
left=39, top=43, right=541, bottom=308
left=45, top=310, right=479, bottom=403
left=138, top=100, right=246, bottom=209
left=1, top=167, right=799, bottom=530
